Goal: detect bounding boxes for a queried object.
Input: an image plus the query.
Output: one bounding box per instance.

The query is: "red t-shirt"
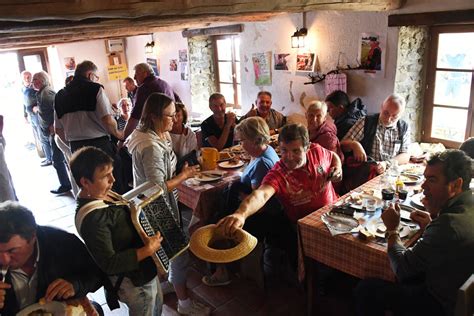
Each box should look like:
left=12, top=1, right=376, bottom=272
left=262, top=143, right=338, bottom=222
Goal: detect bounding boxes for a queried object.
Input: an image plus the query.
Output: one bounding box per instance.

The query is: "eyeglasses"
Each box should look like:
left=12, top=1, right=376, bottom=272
left=90, top=73, right=99, bottom=81
left=164, top=112, right=177, bottom=119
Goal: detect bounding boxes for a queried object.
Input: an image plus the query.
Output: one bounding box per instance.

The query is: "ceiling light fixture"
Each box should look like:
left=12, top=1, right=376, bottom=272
left=291, top=12, right=308, bottom=48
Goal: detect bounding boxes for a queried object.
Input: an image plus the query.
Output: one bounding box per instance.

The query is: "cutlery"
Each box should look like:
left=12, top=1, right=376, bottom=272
left=1, top=266, right=8, bottom=282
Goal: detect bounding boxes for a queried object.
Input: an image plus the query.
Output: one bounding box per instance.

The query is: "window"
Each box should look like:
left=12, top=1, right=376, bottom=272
left=422, top=25, right=474, bottom=148
left=214, top=35, right=241, bottom=108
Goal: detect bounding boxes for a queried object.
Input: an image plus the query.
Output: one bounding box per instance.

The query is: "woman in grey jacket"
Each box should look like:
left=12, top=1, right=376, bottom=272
left=127, top=93, right=210, bottom=315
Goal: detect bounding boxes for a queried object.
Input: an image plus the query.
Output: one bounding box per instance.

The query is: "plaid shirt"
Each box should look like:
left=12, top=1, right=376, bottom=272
left=343, top=117, right=410, bottom=162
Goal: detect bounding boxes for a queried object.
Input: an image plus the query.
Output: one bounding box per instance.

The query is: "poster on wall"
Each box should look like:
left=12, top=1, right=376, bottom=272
left=359, top=33, right=385, bottom=74
left=169, top=59, right=178, bottom=71
left=64, top=57, right=76, bottom=70
left=180, top=62, right=188, bottom=80
left=107, top=64, right=128, bottom=81
left=296, top=53, right=315, bottom=72
left=146, top=57, right=160, bottom=76
left=179, top=49, right=188, bottom=62
left=274, top=53, right=290, bottom=70
left=252, top=52, right=272, bottom=86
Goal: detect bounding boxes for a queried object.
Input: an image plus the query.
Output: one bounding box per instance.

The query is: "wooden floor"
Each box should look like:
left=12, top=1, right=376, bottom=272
left=4, top=126, right=357, bottom=316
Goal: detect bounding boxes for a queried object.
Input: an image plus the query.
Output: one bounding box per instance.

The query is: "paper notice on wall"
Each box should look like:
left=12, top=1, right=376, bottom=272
left=252, top=52, right=272, bottom=86
left=359, top=32, right=386, bottom=77
left=107, top=64, right=128, bottom=81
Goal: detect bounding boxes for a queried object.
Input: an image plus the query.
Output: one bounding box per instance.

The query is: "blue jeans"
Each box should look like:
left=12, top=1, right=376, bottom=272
left=110, top=276, right=162, bottom=316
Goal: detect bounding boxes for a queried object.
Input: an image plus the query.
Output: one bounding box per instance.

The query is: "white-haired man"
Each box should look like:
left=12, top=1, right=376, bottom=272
left=121, top=63, right=181, bottom=141
left=32, top=71, right=71, bottom=194
left=341, top=94, right=410, bottom=174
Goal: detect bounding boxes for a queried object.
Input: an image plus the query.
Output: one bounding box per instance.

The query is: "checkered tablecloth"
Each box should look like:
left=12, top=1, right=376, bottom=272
left=177, top=169, right=242, bottom=228
left=297, top=175, right=421, bottom=282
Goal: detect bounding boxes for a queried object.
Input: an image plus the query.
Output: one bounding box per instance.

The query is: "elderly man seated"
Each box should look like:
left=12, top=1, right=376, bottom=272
left=341, top=93, right=410, bottom=174
left=306, top=100, right=343, bottom=162
left=0, top=201, right=103, bottom=315
left=218, top=124, right=342, bottom=267
left=242, top=91, right=286, bottom=135
left=201, top=93, right=236, bottom=151
left=356, top=149, right=474, bottom=316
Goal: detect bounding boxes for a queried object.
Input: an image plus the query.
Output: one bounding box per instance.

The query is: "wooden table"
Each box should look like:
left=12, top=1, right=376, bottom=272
left=297, top=174, right=423, bottom=315
left=177, top=167, right=243, bottom=232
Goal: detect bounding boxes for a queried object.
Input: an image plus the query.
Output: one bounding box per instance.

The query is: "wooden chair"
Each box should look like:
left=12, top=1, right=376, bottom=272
left=455, top=274, right=474, bottom=316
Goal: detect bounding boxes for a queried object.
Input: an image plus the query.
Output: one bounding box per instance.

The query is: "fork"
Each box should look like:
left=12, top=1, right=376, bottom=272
left=0, top=266, right=8, bottom=282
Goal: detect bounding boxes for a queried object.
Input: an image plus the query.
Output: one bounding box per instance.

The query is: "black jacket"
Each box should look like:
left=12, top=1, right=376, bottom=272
left=334, top=98, right=367, bottom=140
left=1, top=226, right=103, bottom=315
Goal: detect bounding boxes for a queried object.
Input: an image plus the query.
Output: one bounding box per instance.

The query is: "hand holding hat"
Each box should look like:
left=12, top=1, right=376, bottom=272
left=217, top=213, right=246, bottom=236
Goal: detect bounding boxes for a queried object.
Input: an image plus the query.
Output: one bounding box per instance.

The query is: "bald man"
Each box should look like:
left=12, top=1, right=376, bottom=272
left=341, top=94, right=410, bottom=174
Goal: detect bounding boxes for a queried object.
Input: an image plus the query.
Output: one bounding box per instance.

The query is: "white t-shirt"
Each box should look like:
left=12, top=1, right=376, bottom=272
left=169, top=126, right=197, bottom=159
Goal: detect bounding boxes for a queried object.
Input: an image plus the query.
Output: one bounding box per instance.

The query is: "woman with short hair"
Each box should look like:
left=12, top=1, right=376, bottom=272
left=169, top=102, right=197, bottom=160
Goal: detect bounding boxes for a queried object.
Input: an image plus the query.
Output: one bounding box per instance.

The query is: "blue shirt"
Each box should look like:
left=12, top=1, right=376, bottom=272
left=241, top=146, right=279, bottom=188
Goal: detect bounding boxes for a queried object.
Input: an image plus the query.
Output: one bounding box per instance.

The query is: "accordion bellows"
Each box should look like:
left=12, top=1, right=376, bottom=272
left=189, top=224, right=257, bottom=263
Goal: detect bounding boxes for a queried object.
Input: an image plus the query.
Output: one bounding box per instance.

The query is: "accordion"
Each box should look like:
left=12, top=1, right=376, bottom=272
left=122, top=181, right=189, bottom=275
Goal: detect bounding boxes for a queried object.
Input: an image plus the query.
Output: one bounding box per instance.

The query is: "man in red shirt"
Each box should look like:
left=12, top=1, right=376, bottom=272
left=219, top=123, right=342, bottom=231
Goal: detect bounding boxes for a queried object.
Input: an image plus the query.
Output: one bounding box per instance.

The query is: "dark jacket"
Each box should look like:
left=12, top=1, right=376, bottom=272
left=55, top=76, right=102, bottom=119
left=1, top=226, right=103, bottom=316
left=36, top=86, right=56, bottom=129
left=334, top=98, right=367, bottom=140
left=389, top=191, right=474, bottom=315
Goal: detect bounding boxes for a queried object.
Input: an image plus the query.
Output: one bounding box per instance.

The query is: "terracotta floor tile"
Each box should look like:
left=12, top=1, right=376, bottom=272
left=192, top=283, right=235, bottom=308
left=212, top=298, right=257, bottom=316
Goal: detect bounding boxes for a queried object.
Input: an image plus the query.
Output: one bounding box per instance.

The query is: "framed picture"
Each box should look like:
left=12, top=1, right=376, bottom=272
left=106, top=39, right=124, bottom=53
left=296, top=53, right=315, bottom=72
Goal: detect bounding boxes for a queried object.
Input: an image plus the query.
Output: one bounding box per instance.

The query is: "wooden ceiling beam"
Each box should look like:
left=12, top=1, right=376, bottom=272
left=0, top=0, right=404, bottom=22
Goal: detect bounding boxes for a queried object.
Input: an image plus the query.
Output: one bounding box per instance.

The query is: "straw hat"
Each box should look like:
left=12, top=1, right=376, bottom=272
left=189, top=224, right=258, bottom=263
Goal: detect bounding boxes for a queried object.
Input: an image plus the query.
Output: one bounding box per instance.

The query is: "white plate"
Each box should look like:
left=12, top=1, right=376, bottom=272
left=399, top=173, right=422, bottom=185
left=410, top=192, right=425, bottom=210
left=365, top=217, right=411, bottom=239
left=18, top=301, right=67, bottom=316
left=193, top=171, right=224, bottom=182
left=218, top=160, right=244, bottom=169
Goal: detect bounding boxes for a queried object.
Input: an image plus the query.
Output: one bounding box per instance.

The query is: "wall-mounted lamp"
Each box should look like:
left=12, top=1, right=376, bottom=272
left=291, top=12, right=308, bottom=48
left=145, top=34, right=155, bottom=54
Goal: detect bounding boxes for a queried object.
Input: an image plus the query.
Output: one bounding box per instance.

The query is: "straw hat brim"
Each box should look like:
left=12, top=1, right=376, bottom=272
left=189, top=224, right=258, bottom=263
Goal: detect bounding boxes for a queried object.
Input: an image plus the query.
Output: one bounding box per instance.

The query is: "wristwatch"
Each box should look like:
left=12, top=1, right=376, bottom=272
left=385, top=230, right=399, bottom=239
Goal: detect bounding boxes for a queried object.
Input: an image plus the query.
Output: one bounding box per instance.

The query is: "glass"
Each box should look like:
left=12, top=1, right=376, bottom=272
left=437, top=33, right=474, bottom=70
left=23, top=55, right=43, bottom=73
left=163, top=112, right=177, bottom=119
left=234, top=37, right=240, bottom=61
left=218, top=61, right=233, bottom=83
left=431, top=106, right=467, bottom=142
left=235, top=61, right=241, bottom=83
left=216, top=38, right=232, bottom=60
left=433, top=71, right=472, bottom=108
left=219, top=83, right=234, bottom=105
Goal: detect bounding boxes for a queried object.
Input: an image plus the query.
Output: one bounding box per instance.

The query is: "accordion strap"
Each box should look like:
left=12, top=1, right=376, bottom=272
left=75, top=200, right=109, bottom=235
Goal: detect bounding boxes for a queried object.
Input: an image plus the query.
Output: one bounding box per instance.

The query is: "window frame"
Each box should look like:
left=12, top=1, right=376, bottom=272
left=422, top=24, right=474, bottom=148
left=213, top=35, right=241, bottom=108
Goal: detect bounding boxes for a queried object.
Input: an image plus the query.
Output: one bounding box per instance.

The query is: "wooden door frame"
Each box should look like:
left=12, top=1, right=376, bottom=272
left=17, top=47, right=50, bottom=74
left=421, top=24, right=474, bottom=148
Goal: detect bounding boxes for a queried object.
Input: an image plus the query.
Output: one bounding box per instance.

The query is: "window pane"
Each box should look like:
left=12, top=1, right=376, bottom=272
left=437, top=33, right=474, bottom=70
left=433, top=71, right=472, bottom=108
left=235, top=61, right=241, bottom=84
left=431, top=107, right=467, bottom=142
left=220, top=83, right=235, bottom=105
left=234, top=37, right=240, bottom=62
left=218, top=61, right=233, bottom=83
left=23, top=55, right=43, bottom=73
left=216, top=38, right=232, bottom=61
left=236, top=83, right=241, bottom=106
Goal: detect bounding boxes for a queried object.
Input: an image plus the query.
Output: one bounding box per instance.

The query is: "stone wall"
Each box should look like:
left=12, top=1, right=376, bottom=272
left=188, top=36, right=216, bottom=114
left=394, top=26, right=429, bottom=142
